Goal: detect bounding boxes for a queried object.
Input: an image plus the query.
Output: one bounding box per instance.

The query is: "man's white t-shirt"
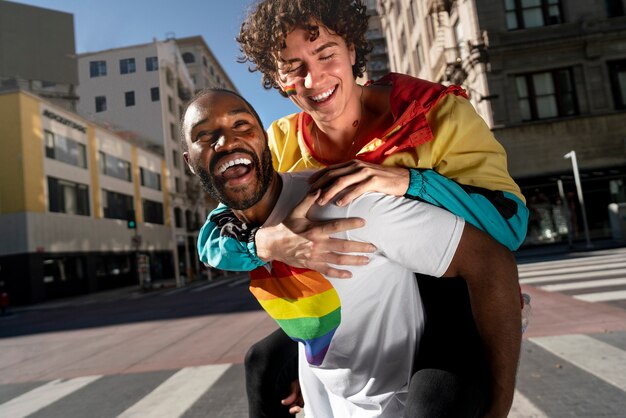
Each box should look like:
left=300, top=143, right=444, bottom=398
left=257, top=172, right=465, bottom=417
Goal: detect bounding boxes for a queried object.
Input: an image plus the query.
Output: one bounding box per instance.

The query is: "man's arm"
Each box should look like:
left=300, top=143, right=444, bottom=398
left=443, top=223, right=521, bottom=418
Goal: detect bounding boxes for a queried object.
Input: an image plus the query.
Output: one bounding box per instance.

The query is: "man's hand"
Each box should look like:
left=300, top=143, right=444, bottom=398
left=308, top=160, right=410, bottom=206
left=281, top=379, right=304, bottom=415
left=255, top=190, right=376, bottom=278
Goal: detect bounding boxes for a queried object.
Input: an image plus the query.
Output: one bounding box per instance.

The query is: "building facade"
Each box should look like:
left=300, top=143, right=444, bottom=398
left=76, top=38, right=237, bottom=284
left=377, top=0, right=626, bottom=247
left=0, top=1, right=79, bottom=111
left=0, top=90, right=174, bottom=305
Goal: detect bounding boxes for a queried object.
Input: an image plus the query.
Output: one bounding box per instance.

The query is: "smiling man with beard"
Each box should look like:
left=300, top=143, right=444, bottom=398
left=181, top=88, right=521, bottom=418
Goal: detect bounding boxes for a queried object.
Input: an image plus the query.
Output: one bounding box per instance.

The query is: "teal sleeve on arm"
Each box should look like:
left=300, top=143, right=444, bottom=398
left=197, top=204, right=266, bottom=271
left=405, top=169, right=529, bottom=251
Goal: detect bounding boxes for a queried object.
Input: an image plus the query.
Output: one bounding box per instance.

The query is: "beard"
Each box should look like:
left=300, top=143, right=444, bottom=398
left=195, top=146, right=273, bottom=210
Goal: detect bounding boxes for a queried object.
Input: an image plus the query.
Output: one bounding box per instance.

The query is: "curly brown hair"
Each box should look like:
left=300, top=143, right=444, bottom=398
left=237, top=0, right=372, bottom=95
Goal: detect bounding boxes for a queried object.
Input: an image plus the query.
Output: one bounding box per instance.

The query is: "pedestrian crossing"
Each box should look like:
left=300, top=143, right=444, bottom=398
left=518, top=248, right=626, bottom=304
left=1, top=332, right=625, bottom=417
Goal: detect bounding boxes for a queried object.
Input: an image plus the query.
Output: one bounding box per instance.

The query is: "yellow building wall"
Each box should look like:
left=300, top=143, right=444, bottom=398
left=0, top=92, right=45, bottom=214
left=88, top=126, right=101, bottom=218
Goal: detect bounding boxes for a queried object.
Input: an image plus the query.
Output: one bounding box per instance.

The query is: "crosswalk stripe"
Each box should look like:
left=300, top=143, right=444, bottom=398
left=519, top=268, right=626, bottom=284
left=540, top=277, right=626, bottom=292
left=518, top=253, right=626, bottom=270
left=509, top=390, right=548, bottom=418
left=518, top=261, right=626, bottom=277
left=117, top=364, right=230, bottom=417
left=531, top=334, right=626, bottom=391
left=0, top=375, right=102, bottom=418
left=574, top=289, right=626, bottom=302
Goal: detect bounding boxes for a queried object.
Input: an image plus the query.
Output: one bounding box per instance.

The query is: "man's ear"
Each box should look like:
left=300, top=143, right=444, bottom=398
left=183, top=152, right=195, bottom=175
left=349, top=43, right=356, bottom=66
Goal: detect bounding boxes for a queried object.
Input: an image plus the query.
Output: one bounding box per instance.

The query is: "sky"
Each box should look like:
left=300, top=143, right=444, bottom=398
left=11, top=0, right=299, bottom=127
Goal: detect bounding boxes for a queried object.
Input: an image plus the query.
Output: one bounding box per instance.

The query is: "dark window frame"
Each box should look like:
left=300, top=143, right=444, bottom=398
left=95, top=95, right=107, bottom=112
left=150, top=87, right=160, bottom=102
left=48, top=176, right=90, bottom=216
left=505, top=0, right=563, bottom=30
left=146, top=56, right=159, bottom=71
left=142, top=199, right=164, bottom=225
left=89, top=60, right=107, bottom=77
left=608, top=59, right=626, bottom=109
left=102, top=189, right=134, bottom=221
left=99, top=151, right=132, bottom=182
left=119, top=58, right=136, bottom=74
left=44, top=130, right=88, bottom=168
left=140, top=167, right=162, bottom=191
left=515, top=67, right=578, bottom=121
left=125, top=91, right=135, bottom=107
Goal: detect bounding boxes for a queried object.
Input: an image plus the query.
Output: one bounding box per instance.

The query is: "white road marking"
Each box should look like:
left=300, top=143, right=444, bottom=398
left=509, top=390, right=548, bottom=418
left=574, top=289, right=626, bottom=302
left=531, top=334, right=626, bottom=391
left=540, top=277, right=626, bottom=291
left=0, top=375, right=102, bottom=418
left=117, top=364, right=230, bottom=417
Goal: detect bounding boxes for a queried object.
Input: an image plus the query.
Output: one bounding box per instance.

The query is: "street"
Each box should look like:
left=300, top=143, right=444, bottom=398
left=1, top=247, right=626, bottom=417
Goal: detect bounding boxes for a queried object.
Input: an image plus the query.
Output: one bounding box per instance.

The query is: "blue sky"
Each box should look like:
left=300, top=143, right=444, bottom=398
left=11, top=0, right=299, bottom=127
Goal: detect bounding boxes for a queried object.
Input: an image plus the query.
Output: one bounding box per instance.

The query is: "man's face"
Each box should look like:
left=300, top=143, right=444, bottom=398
left=182, top=91, right=273, bottom=210
left=275, top=23, right=357, bottom=125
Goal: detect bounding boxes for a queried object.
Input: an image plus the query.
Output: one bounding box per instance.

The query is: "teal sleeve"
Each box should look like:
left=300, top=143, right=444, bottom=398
left=405, top=169, right=529, bottom=251
left=197, top=204, right=266, bottom=271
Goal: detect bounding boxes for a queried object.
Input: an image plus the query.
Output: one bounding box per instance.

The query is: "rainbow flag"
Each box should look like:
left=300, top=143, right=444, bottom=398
left=250, top=261, right=341, bottom=366
left=284, top=84, right=297, bottom=96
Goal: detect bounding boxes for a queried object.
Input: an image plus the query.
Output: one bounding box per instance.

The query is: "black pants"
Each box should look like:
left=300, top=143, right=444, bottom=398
left=244, top=275, right=490, bottom=417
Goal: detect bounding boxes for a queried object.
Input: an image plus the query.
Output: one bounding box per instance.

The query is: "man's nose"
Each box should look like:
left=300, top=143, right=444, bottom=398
left=213, top=134, right=237, bottom=152
left=304, top=63, right=322, bottom=89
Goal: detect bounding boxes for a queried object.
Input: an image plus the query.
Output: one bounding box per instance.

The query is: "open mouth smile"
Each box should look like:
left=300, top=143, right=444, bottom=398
left=309, top=85, right=337, bottom=103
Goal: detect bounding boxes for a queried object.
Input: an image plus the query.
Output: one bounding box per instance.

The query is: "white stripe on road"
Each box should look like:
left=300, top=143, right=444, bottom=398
left=518, top=261, right=626, bottom=278
left=519, top=269, right=626, bottom=285
left=117, top=364, right=230, bottom=418
left=509, top=390, right=548, bottom=418
left=574, top=289, right=626, bottom=302
left=531, top=334, right=626, bottom=391
left=518, top=253, right=626, bottom=271
left=191, top=280, right=230, bottom=292
left=540, top=277, right=626, bottom=292
left=0, top=375, right=101, bottom=418
left=228, top=277, right=250, bottom=287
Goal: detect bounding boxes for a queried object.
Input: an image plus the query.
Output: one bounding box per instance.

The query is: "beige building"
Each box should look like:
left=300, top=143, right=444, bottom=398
left=377, top=0, right=626, bottom=246
left=0, top=89, right=173, bottom=304
left=76, top=38, right=237, bottom=283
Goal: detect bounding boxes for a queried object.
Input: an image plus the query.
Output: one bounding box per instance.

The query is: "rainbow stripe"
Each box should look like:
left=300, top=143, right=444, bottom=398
left=284, top=84, right=297, bottom=96
left=250, top=262, right=341, bottom=366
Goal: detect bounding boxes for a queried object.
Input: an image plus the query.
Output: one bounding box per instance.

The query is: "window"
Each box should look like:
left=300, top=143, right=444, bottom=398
left=172, top=150, right=180, bottom=168
left=505, top=0, right=562, bottom=30
left=99, top=152, right=131, bottom=181
left=48, top=177, right=90, bottom=216
left=174, top=207, right=183, bottom=228
left=140, top=167, right=161, bottom=190
left=203, top=56, right=208, bottom=67
left=102, top=189, right=134, bottom=220
left=95, top=95, right=107, bottom=112
left=182, top=52, right=195, bottom=63
left=175, top=177, right=182, bottom=193
left=89, top=60, right=107, bottom=77
left=146, top=56, right=158, bottom=71
left=45, top=130, right=87, bottom=168
left=170, top=122, right=177, bottom=140
left=120, top=58, right=136, bottom=74
left=125, top=91, right=135, bottom=107
left=168, top=96, right=174, bottom=113
left=606, top=0, right=625, bottom=17
left=608, top=59, right=626, bottom=109
left=151, top=87, right=160, bottom=102
left=142, top=199, right=164, bottom=224
left=515, top=68, right=577, bottom=120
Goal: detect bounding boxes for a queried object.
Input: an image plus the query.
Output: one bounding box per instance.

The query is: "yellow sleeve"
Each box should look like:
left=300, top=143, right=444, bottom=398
left=424, top=94, right=525, bottom=204
left=266, top=113, right=324, bottom=173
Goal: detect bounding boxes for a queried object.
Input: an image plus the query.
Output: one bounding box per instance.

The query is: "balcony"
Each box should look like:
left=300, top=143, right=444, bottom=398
left=444, top=46, right=467, bottom=85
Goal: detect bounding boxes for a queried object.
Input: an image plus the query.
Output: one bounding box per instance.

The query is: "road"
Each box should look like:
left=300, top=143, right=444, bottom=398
left=1, top=247, right=626, bottom=417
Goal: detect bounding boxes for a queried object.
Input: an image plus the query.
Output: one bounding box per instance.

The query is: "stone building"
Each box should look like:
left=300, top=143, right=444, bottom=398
left=377, top=0, right=626, bottom=246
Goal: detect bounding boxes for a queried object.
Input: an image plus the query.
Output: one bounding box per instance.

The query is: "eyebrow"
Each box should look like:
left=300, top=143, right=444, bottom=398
left=280, top=41, right=339, bottom=64
left=190, top=107, right=253, bottom=132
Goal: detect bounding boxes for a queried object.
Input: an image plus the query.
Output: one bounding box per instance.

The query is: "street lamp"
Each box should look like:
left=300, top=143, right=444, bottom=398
left=563, top=150, right=593, bottom=249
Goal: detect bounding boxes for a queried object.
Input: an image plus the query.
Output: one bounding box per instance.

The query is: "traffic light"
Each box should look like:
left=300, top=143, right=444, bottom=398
left=127, top=209, right=136, bottom=229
